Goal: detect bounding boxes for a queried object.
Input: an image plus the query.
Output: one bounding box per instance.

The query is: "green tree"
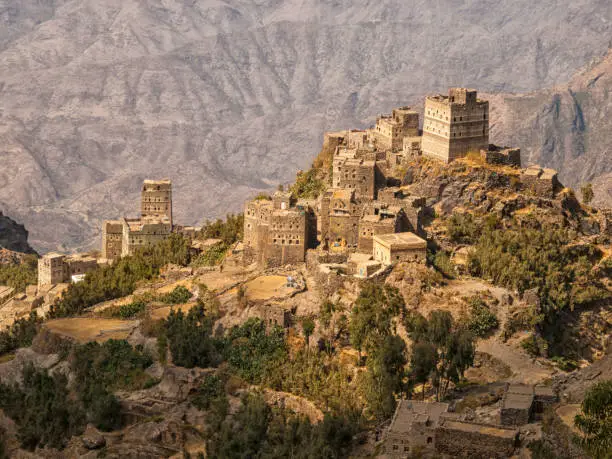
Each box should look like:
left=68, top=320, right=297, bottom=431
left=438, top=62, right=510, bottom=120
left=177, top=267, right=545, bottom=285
left=410, top=341, right=436, bottom=400
left=349, top=283, right=404, bottom=362
left=405, top=310, right=476, bottom=401
left=574, top=380, right=612, bottom=458
left=165, top=303, right=220, bottom=368
left=0, top=254, right=38, bottom=292
left=0, top=364, right=85, bottom=450
left=301, top=317, right=315, bottom=349
left=0, top=312, right=41, bottom=356
left=581, top=183, right=594, bottom=205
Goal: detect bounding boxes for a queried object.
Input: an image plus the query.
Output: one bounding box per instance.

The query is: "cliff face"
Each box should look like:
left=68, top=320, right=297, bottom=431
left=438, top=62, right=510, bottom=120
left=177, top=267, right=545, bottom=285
left=488, top=48, right=612, bottom=207
left=0, top=0, right=611, bottom=251
left=0, top=212, right=35, bottom=255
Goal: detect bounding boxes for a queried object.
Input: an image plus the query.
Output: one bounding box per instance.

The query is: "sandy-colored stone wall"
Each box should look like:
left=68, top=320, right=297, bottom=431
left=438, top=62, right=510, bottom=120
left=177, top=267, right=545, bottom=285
left=141, top=180, right=172, bottom=224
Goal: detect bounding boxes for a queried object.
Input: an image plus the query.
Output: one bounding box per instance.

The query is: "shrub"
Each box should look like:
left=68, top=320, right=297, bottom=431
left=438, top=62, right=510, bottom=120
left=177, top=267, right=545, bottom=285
left=199, top=214, right=244, bottom=245
left=50, top=234, right=192, bottom=317
left=290, top=168, right=326, bottom=199
left=0, top=255, right=38, bottom=292
left=110, top=300, right=146, bottom=319
left=431, top=251, right=456, bottom=279
left=466, top=297, right=499, bottom=338
left=191, top=242, right=228, bottom=267
left=161, top=285, right=192, bottom=304
left=0, top=312, right=41, bottom=356
left=224, top=318, right=287, bottom=383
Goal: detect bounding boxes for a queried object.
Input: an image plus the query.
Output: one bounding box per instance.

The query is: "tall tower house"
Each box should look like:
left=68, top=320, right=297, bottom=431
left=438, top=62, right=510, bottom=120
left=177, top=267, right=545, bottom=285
left=421, top=88, right=489, bottom=163
left=141, top=179, right=173, bottom=224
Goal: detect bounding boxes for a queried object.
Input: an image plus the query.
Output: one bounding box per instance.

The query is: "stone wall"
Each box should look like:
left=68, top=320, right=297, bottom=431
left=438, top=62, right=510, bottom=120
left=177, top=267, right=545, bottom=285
left=435, top=421, right=518, bottom=459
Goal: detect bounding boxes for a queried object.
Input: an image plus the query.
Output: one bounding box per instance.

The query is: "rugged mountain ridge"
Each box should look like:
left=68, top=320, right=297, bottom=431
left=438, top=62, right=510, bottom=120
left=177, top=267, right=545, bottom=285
left=0, top=0, right=611, bottom=251
left=489, top=47, right=612, bottom=208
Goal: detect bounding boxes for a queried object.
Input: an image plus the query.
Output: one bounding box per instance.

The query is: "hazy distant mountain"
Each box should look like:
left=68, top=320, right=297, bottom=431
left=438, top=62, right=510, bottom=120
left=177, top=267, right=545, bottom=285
left=0, top=0, right=610, bottom=251
left=488, top=47, right=612, bottom=208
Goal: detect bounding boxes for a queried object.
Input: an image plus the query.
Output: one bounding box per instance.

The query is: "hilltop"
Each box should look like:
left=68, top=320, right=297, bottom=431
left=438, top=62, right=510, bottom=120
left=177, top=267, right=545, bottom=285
left=0, top=92, right=610, bottom=456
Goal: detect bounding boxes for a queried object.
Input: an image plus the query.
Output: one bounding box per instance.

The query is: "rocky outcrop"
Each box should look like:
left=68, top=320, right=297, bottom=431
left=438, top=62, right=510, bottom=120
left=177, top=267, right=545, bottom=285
left=0, top=212, right=35, bottom=255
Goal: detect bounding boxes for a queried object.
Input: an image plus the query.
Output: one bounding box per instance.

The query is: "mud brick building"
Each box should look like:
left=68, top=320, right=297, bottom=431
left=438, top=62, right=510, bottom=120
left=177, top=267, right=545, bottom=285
left=421, top=88, right=489, bottom=163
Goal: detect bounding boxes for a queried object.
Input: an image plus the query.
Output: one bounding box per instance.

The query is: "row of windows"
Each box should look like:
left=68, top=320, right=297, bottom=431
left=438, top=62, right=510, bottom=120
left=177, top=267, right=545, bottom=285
left=271, top=239, right=302, bottom=245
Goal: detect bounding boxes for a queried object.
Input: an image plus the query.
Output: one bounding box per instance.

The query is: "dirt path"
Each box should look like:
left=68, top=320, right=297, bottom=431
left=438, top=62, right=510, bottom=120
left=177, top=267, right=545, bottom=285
left=477, top=337, right=554, bottom=385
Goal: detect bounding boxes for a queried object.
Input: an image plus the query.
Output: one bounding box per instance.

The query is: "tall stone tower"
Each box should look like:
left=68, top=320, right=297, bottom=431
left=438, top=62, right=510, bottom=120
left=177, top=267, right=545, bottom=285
left=141, top=179, right=172, bottom=224
left=421, top=88, right=489, bottom=163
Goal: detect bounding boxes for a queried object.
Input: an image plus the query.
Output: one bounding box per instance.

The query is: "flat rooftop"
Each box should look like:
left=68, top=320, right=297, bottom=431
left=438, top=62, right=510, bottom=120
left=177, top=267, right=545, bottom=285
left=143, top=179, right=171, bottom=184
left=388, top=400, right=449, bottom=433
left=373, top=232, right=427, bottom=250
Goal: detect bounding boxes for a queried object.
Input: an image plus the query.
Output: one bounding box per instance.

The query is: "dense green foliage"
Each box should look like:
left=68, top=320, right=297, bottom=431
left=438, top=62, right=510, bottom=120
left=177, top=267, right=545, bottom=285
left=191, top=242, right=228, bottom=267
left=160, top=285, right=192, bottom=304
left=0, top=312, right=41, bottom=355
left=0, top=255, right=37, bottom=292
left=290, top=168, right=326, bottom=199
left=109, top=300, right=146, bottom=319
left=207, top=393, right=355, bottom=459
left=349, top=283, right=408, bottom=419
left=406, top=310, right=476, bottom=401
left=465, top=296, right=499, bottom=338
left=467, top=220, right=607, bottom=321
left=164, top=303, right=221, bottom=368
left=224, top=318, right=287, bottom=383
left=0, top=365, right=84, bottom=450
left=199, top=214, right=244, bottom=245
left=71, top=339, right=154, bottom=431
left=574, top=380, right=612, bottom=458
left=50, top=235, right=192, bottom=317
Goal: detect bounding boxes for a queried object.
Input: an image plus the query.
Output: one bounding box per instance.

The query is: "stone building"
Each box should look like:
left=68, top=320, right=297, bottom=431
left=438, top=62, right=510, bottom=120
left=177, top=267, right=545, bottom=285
left=373, top=232, right=427, bottom=265
left=121, top=218, right=173, bottom=257
left=421, top=88, right=489, bottom=163
left=500, top=384, right=558, bottom=426
left=102, top=179, right=186, bottom=262
left=319, top=189, right=362, bottom=248
left=141, top=179, right=172, bottom=224
left=244, top=193, right=311, bottom=268
left=357, top=208, right=404, bottom=253
left=102, top=220, right=124, bottom=261
left=38, top=253, right=98, bottom=287
left=384, top=400, right=450, bottom=456
left=369, top=107, right=419, bottom=151
left=332, top=154, right=377, bottom=200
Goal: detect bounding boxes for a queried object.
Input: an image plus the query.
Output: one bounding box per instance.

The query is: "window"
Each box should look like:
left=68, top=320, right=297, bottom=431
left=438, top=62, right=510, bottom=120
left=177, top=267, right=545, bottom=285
left=427, top=437, right=433, bottom=444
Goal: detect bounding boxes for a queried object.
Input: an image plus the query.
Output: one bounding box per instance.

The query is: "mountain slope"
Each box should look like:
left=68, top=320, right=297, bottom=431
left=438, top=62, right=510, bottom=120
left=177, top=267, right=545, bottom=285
left=488, top=47, right=612, bottom=207
left=0, top=0, right=611, bottom=251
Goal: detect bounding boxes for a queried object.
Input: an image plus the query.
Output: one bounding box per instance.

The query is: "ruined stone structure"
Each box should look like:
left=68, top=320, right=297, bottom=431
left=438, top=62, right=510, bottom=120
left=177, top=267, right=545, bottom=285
left=373, top=232, right=427, bottom=265
left=369, top=107, right=419, bottom=151
left=421, top=88, right=489, bottom=163
left=435, top=419, right=518, bottom=459
left=520, top=165, right=561, bottom=198
left=141, top=179, right=173, bottom=224
left=482, top=145, right=522, bottom=167
left=38, top=253, right=98, bottom=287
